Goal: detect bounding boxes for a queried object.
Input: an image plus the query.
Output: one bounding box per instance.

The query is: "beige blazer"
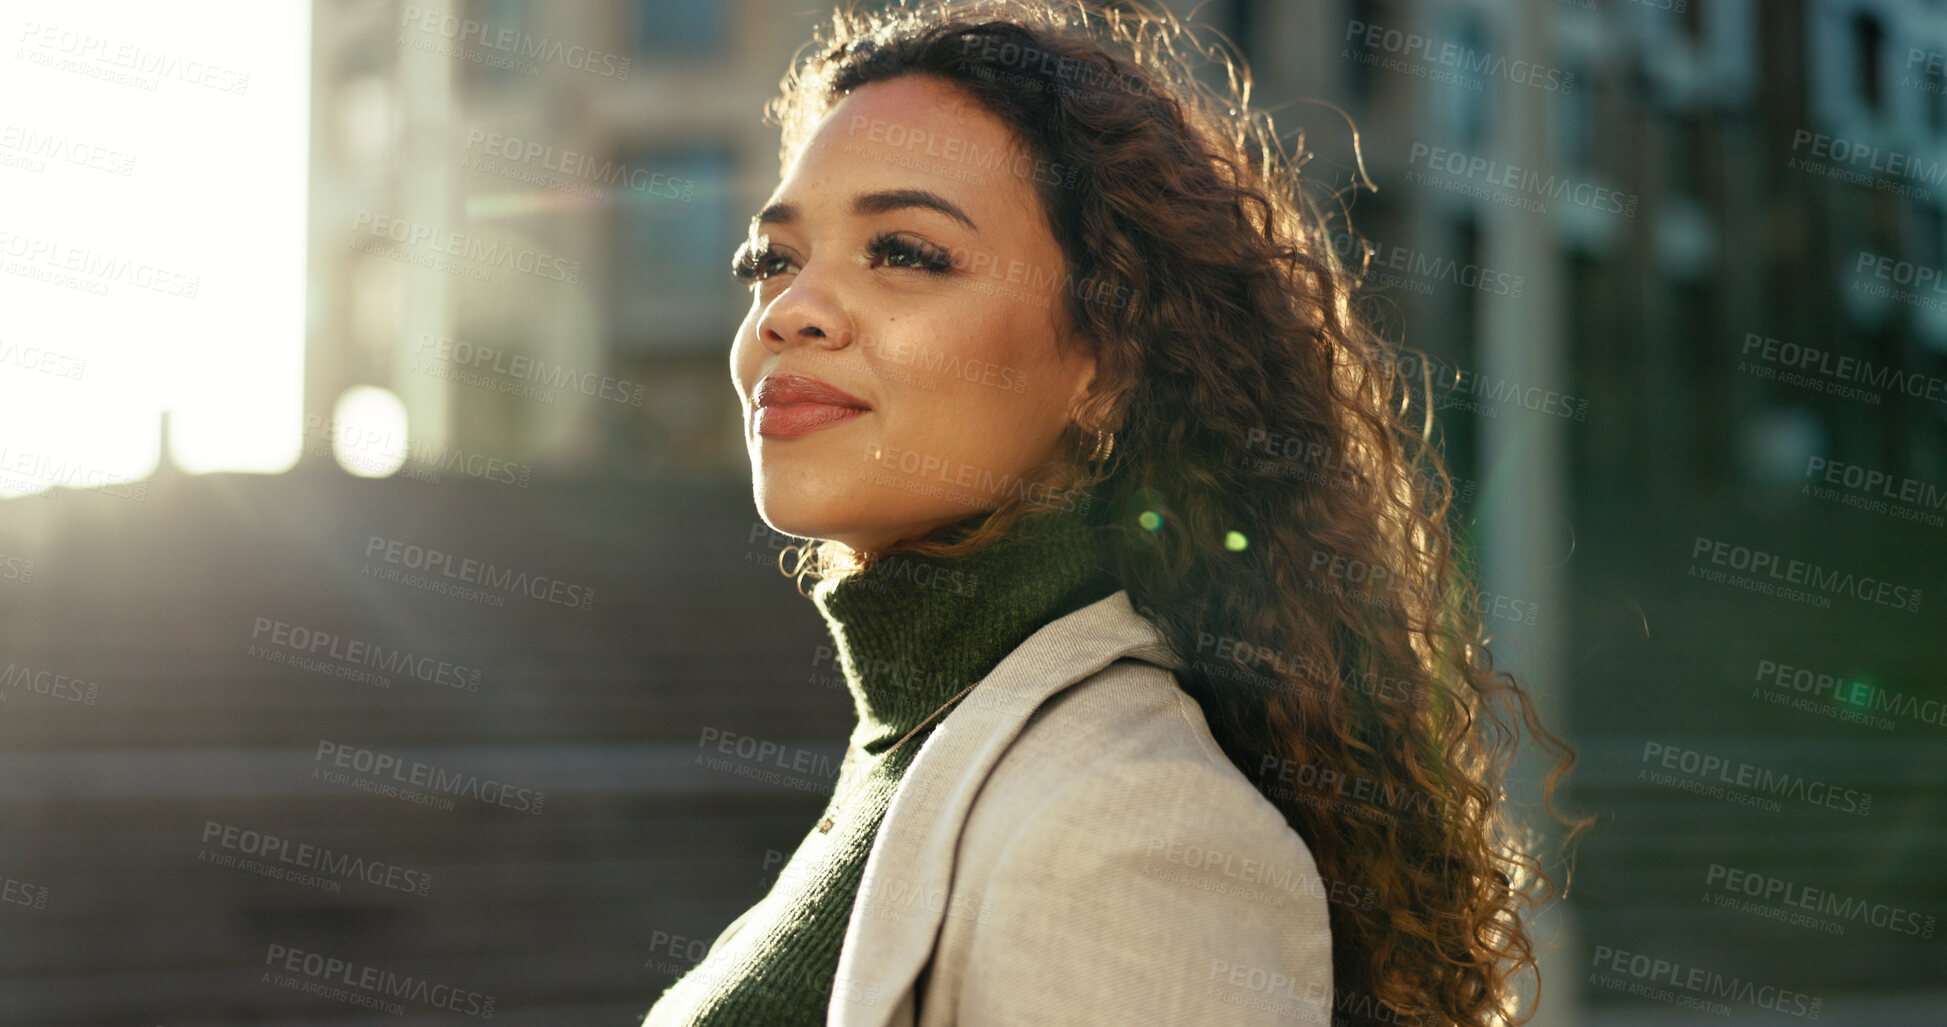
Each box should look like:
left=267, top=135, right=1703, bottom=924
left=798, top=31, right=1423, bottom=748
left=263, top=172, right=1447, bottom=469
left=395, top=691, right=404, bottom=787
left=705, top=589, right=1334, bottom=1026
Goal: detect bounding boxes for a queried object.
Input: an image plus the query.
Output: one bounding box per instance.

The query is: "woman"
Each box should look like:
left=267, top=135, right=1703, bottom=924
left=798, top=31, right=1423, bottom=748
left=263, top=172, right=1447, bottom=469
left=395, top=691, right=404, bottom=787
left=643, top=1, right=1583, bottom=1024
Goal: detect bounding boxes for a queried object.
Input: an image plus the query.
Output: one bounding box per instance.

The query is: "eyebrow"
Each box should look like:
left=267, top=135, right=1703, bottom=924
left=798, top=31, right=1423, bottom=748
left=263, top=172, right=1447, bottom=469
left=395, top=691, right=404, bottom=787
left=753, top=188, right=979, bottom=234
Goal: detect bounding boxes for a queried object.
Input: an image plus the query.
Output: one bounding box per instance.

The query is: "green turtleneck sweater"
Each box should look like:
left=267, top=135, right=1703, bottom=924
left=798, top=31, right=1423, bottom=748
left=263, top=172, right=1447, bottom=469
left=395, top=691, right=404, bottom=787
left=641, top=499, right=1118, bottom=1026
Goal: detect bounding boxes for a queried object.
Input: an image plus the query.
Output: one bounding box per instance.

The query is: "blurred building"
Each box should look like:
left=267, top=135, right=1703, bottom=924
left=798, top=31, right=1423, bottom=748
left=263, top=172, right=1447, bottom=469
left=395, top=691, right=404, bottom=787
left=1205, top=0, right=1947, bottom=1013
left=302, top=0, right=1947, bottom=484
left=307, top=0, right=823, bottom=482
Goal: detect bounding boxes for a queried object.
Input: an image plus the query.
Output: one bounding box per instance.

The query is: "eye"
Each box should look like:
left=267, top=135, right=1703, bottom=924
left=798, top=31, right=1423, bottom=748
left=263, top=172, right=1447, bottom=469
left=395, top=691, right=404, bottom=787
left=866, top=231, right=954, bottom=274
left=731, top=240, right=795, bottom=284
left=731, top=231, right=956, bottom=286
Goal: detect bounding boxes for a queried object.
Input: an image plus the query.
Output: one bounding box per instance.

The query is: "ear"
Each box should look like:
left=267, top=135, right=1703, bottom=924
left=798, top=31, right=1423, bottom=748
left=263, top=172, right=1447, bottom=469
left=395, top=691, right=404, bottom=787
left=1063, top=336, right=1101, bottom=424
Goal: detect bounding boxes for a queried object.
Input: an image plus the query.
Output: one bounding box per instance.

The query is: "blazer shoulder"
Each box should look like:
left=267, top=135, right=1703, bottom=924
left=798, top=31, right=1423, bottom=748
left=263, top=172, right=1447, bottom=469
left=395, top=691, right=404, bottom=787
left=932, top=658, right=1335, bottom=1024
left=989, top=657, right=1320, bottom=877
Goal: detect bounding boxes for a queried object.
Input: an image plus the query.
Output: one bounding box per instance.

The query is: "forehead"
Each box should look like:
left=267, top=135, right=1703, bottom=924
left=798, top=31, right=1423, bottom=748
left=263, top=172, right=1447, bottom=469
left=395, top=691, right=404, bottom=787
left=772, top=74, right=1046, bottom=231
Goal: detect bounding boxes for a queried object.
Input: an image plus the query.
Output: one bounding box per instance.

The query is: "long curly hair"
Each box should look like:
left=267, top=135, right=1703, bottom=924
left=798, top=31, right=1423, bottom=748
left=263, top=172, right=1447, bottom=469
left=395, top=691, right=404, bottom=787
left=761, top=2, right=1590, bottom=1023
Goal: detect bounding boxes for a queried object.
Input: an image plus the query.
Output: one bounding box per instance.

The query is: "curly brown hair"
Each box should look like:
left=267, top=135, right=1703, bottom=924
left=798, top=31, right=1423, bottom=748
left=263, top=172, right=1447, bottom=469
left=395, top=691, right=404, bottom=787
left=764, top=2, right=1590, bottom=1023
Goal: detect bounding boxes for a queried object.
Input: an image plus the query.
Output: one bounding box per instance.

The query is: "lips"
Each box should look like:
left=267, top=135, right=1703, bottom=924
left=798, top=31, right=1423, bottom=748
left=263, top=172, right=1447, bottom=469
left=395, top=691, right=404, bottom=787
left=754, top=373, right=871, bottom=410
left=752, top=372, right=871, bottom=440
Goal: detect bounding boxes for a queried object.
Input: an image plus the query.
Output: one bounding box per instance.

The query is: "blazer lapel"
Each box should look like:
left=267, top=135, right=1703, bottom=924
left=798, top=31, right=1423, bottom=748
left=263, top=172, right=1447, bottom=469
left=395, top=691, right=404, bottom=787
left=828, top=589, right=1184, bottom=1026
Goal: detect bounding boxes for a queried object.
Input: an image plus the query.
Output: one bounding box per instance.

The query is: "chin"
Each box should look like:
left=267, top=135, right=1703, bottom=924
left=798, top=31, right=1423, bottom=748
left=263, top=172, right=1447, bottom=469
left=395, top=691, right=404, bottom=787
left=754, top=484, right=855, bottom=546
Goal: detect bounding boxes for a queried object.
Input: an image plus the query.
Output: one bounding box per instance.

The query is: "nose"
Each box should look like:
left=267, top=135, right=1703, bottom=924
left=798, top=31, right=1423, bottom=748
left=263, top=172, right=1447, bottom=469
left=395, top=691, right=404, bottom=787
left=755, top=268, right=852, bottom=355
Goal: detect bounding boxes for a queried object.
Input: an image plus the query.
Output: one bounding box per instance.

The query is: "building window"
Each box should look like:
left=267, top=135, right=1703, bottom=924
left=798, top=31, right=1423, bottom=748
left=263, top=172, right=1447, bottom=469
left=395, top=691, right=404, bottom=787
left=637, top=0, right=726, bottom=57
left=1852, top=9, right=1884, bottom=112
left=1445, top=9, right=1491, bottom=148
left=1344, top=0, right=1379, bottom=104
left=1554, top=61, right=1594, bottom=171
left=1680, top=2, right=1704, bottom=42
left=612, top=145, right=735, bottom=352
left=460, top=0, right=531, bottom=87
left=1923, top=63, right=1947, bottom=134
left=1664, top=112, right=1704, bottom=201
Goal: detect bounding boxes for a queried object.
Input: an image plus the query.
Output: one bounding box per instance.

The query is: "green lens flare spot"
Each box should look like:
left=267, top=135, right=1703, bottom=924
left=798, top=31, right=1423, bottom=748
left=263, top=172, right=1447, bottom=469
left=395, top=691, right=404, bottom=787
left=1224, top=530, right=1248, bottom=551
left=1138, top=510, right=1163, bottom=531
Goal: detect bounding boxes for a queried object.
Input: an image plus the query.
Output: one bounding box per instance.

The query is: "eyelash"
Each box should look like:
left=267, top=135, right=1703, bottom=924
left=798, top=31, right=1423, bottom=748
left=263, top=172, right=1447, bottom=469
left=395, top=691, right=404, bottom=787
left=730, top=231, right=954, bottom=284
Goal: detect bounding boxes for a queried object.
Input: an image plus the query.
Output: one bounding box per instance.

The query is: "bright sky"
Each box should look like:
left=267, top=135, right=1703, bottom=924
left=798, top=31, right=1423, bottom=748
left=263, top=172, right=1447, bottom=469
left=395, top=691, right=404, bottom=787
left=0, top=0, right=309, bottom=496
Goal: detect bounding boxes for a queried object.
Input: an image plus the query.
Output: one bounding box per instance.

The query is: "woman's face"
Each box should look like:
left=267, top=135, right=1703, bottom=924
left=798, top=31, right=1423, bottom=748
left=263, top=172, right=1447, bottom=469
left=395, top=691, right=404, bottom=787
left=730, top=74, right=1096, bottom=555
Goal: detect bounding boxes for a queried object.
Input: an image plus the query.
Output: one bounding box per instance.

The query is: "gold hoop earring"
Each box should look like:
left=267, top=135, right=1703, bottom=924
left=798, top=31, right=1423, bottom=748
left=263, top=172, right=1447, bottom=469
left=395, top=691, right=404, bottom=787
left=778, top=543, right=815, bottom=597
left=1087, top=427, right=1115, bottom=463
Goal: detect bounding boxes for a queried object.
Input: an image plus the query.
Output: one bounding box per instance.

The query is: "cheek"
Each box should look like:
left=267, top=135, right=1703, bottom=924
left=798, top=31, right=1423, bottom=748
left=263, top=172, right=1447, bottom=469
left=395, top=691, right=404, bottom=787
left=988, top=306, right=1065, bottom=384
left=887, top=374, right=1051, bottom=470
left=730, top=316, right=761, bottom=391
left=915, top=312, right=1066, bottom=433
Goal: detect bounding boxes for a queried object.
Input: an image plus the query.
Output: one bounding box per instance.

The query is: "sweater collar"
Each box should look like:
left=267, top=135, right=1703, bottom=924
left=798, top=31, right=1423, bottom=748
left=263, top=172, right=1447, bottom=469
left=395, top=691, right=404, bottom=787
left=809, top=498, right=1119, bottom=754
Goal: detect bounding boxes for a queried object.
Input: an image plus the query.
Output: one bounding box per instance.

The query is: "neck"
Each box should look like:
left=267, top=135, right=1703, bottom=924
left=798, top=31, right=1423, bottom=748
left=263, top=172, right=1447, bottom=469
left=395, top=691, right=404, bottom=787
left=809, top=501, right=1118, bottom=754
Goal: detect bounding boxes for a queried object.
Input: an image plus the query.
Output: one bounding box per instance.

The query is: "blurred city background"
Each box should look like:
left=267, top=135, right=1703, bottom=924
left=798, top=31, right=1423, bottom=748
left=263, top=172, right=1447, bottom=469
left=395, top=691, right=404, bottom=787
left=1, top=0, right=1943, bottom=1022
